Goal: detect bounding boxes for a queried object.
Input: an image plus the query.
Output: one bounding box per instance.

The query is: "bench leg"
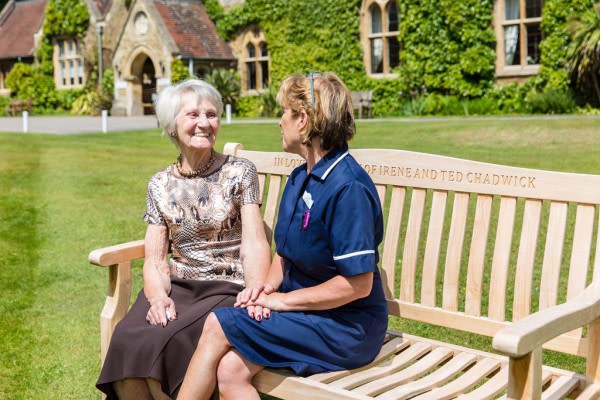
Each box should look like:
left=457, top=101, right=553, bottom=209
left=587, top=318, right=600, bottom=384
left=507, top=347, right=542, bottom=399
left=100, top=262, right=132, bottom=364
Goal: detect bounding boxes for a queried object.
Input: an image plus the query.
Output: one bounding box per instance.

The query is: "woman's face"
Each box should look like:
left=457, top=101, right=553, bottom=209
left=175, top=92, right=220, bottom=152
left=279, top=107, right=303, bottom=154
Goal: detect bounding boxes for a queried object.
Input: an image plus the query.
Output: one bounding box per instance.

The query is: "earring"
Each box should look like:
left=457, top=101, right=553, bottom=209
left=170, top=131, right=177, bottom=138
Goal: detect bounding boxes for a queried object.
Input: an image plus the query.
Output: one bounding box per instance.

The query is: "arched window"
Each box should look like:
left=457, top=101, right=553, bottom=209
left=366, top=0, right=400, bottom=75
left=495, top=0, right=543, bottom=77
left=238, top=27, right=270, bottom=92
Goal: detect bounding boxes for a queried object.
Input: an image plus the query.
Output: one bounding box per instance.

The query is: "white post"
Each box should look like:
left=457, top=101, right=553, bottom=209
left=226, top=104, right=232, bottom=124
left=22, top=111, right=28, bottom=133
left=102, top=110, right=108, bottom=133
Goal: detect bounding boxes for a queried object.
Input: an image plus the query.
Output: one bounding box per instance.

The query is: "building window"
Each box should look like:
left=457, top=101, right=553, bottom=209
left=496, top=0, right=543, bottom=76
left=245, top=41, right=269, bottom=91
left=367, top=0, right=400, bottom=75
left=55, top=38, right=85, bottom=88
left=235, top=26, right=270, bottom=93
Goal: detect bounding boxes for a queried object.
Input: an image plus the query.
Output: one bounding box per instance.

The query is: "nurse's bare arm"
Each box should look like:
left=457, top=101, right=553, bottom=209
left=249, top=272, right=373, bottom=312
left=143, top=224, right=174, bottom=326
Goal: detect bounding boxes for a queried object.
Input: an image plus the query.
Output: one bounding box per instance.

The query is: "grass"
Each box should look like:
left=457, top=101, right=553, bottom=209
left=0, top=115, right=599, bottom=399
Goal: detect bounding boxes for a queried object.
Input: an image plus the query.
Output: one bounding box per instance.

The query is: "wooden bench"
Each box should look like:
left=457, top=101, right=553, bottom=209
left=5, top=98, right=32, bottom=116
left=351, top=90, right=373, bottom=119
left=89, top=142, right=600, bottom=399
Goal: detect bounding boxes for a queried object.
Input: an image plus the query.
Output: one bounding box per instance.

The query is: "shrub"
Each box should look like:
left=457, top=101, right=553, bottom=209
left=71, top=90, right=112, bottom=115
left=236, top=95, right=261, bottom=117
left=257, top=86, right=281, bottom=117
left=55, top=89, right=84, bottom=111
left=171, top=58, right=191, bottom=84
left=526, top=88, right=578, bottom=114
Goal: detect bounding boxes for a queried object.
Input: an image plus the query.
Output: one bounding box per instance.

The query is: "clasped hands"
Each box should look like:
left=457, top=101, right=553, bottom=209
left=235, top=282, right=282, bottom=321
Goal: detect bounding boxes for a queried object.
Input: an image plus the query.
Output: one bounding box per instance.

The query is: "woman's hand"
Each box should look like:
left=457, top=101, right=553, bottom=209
left=146, top=295, right=177, bottom=327
left=236, top=283, right=277, bottom=320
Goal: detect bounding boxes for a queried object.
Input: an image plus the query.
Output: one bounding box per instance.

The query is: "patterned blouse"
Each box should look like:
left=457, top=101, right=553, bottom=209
left=143, top=156, right=260, bottom=285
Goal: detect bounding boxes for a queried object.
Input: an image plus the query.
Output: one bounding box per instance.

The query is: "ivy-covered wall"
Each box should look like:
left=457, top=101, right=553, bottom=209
left=206, top=0, right=367, bottom=90
left=205, top=0, right=598, bottom=114
left=37, top=0, right=90, bottom=74
left=536, top=0, right=597, bottom=89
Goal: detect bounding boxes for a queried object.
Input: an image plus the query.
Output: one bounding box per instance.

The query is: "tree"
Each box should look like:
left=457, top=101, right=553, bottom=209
left=566, top=2, right=600, bottom=104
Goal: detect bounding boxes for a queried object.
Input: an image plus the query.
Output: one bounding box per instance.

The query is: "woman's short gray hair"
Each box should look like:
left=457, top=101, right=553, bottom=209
left=154, top=79, right=224, bottom=146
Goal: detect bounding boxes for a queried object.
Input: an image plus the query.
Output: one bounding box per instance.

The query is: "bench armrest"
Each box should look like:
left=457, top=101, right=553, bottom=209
left=89, top=239, right=145, bottom=363
left=493, top=281, right=600, bottom=358
left=88, top=239, right=145, bottom=266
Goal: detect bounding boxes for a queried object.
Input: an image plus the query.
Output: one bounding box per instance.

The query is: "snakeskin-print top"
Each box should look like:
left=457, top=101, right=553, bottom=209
left=142, top=156, right=260, bottom=285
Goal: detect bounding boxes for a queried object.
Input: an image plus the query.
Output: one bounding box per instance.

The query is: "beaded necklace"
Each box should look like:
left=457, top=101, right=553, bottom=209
left=175, top=149, right=216, bottom=178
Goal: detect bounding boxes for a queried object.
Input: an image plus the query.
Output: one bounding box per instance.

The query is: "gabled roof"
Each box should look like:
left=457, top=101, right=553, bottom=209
left=153, top=0, right=234, bottom=60
left=0, top=0, right=47, bottom=60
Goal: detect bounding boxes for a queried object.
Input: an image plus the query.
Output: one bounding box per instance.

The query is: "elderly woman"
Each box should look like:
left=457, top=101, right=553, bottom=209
left=177, top=72, right=388, bottom=400
left=96, top=79, right=271, bottom=399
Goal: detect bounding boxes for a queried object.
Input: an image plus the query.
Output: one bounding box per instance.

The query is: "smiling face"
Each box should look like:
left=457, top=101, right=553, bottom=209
left=175, top=91, right=220, bottom=152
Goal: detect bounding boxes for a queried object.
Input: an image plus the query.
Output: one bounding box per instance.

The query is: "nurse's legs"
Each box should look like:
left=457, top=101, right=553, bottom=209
left=217, top=349, right=264, bottom=400
left=178, top=313, right=231, bottom=400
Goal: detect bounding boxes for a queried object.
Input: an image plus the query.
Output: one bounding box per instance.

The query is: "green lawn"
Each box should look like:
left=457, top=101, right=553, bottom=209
left=0, top=116, right=599, bottom=399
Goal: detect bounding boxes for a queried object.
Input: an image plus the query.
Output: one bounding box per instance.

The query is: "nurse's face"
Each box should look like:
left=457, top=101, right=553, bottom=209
left=279, top=107, right=303, bottom=155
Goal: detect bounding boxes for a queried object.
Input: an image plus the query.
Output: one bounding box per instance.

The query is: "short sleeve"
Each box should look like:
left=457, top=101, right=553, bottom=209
left=327, top=181, right=381, bottom=277
left=142, top=176, right=166, bottom=225
left=240, top=160, right=261, bottom=206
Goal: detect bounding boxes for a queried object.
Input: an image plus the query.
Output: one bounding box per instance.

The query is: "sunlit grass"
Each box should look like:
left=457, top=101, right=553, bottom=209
left=0, top=115, right=598, bottom=398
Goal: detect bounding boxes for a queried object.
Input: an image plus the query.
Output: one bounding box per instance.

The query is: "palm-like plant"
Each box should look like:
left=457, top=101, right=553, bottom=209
left=566, top=3, right=600, bottom=104
left=203, top=68, right=241, bottom=111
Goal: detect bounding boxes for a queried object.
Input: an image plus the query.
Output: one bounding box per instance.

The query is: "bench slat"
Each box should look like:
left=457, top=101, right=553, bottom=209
left=455, top=366, right=509, bottom=400
left=411, top=357, right=502, bottom=400
left=465, top=194, right=493, bottom=317
left=331, top=341, right=430, bottom=390
left=488, top=196, right=517, bottom=321
left=513, top=199, right=543, bottom=321
left=568, top=204, right=595, bottom=300
left=421, top=190, right=447, bottom=307
left=262, top=174, right=282, bottom=242
left=400, top=188, right=427, bottom=302
left=564, top=204, right=596, bottom=340
left=442, top=192, right=469, bottom=311
left=381, top=187, right=405, bottom=298
left=376, top=351, right=477, bottom=400
left=540, top=201, right=568, bottom=310
left=354, top=346, right=453, bottom=396
left=309, top=336, right=411, bottom=384
left=542, top=374, right=581, bottom=400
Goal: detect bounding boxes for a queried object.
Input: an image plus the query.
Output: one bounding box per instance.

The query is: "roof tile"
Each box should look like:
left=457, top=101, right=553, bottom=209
left=0, top=0, right=48, bottom=59
left=153, top=0, right=233, bottom=60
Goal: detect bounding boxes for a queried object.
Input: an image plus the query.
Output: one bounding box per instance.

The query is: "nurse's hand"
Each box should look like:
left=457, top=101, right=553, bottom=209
left=245, top=304, right=272, bottom=321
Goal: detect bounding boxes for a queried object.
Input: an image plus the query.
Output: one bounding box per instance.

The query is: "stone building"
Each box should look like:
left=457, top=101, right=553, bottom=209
left=0, top=0, right=558, bottom=115
left=0, top=0, right=46, bottom=96
left=110, top=0, right=235, bottom=116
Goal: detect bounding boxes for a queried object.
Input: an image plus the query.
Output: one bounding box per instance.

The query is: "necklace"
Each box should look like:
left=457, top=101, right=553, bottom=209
left=175, top=149, right=216, bottom=178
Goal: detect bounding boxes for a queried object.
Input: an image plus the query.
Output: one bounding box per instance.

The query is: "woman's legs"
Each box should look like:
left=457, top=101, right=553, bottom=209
left=217, top=349, right=264, bottom=400
left=177, top=313, right=233, bottom=400
left=113, top=378, right=172, bottom=400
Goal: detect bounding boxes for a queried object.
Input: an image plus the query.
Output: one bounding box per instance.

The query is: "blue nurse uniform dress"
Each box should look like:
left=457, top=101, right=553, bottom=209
left=213, top=144, right=388, bottom=376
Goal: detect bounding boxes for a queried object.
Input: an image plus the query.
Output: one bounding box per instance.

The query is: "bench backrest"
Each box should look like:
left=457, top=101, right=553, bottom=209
left=224, top=142, right=600, bottom=357
left=350, top=90, right=373, bottom=106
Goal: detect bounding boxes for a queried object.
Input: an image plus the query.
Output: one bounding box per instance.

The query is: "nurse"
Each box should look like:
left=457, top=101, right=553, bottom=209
left=178, top=72, right=388, bottom=400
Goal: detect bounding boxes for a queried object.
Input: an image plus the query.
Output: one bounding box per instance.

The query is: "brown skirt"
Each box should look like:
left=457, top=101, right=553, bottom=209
left=96, top=278, right=243, bottom=399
